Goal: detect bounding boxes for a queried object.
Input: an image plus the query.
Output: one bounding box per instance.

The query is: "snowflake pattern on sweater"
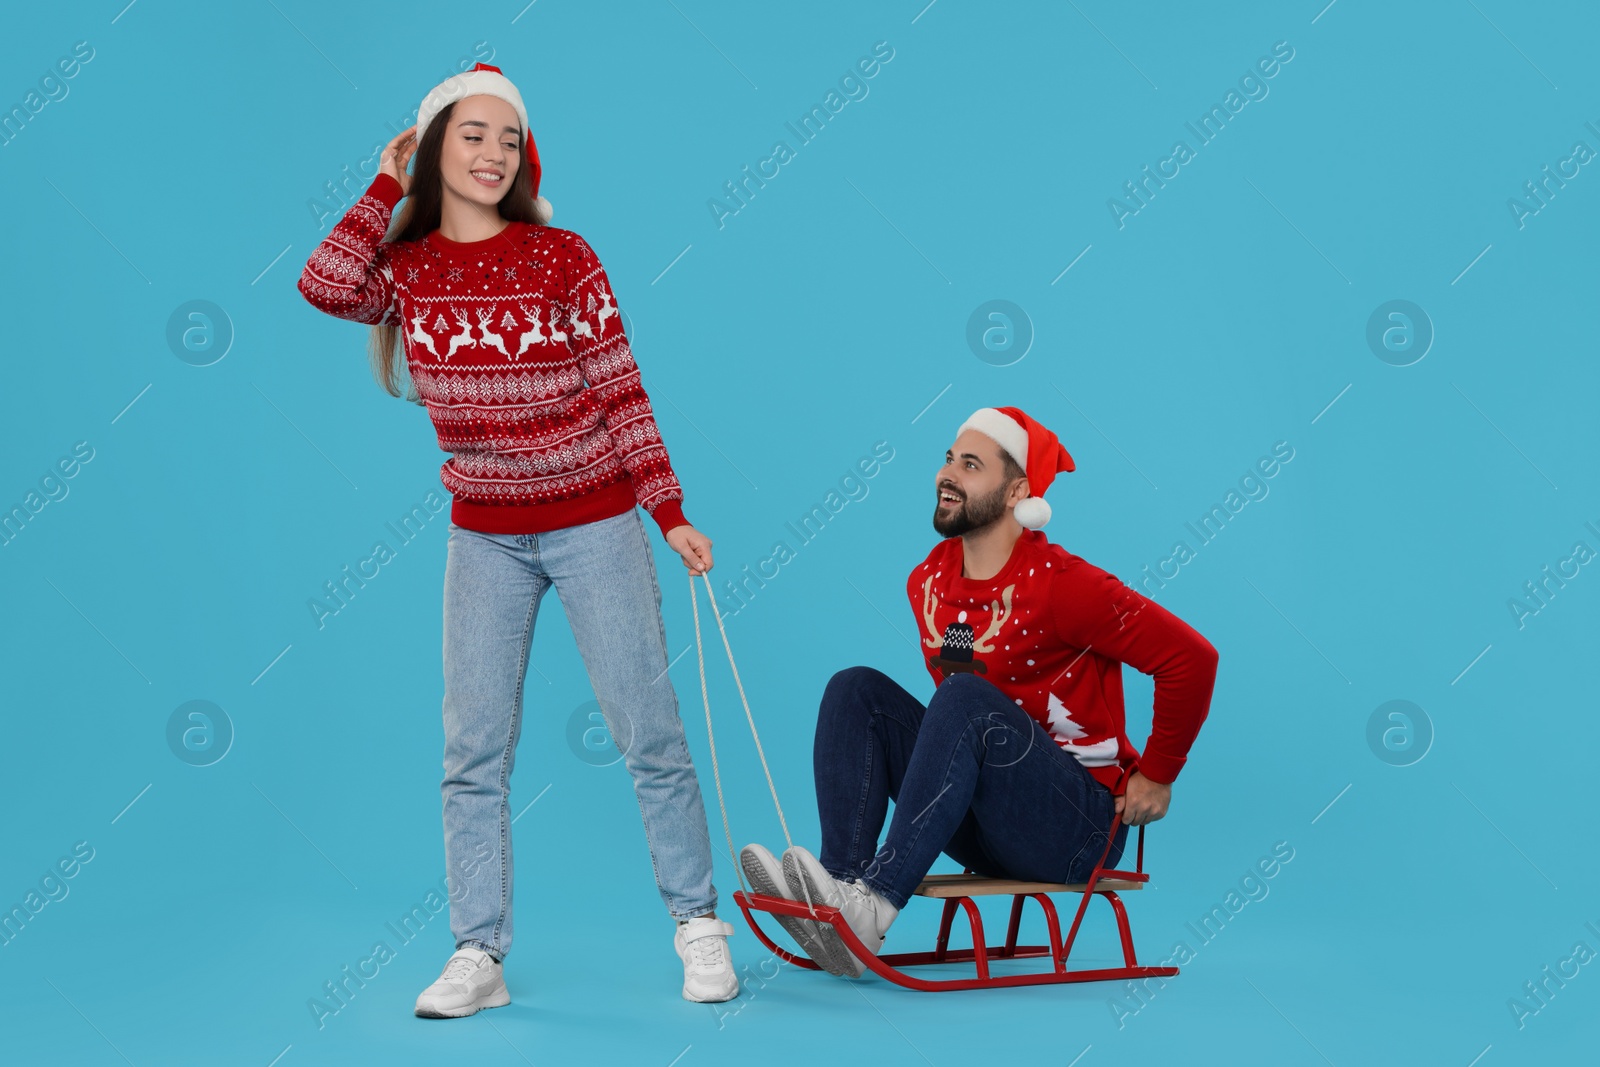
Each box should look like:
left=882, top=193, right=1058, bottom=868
left=297, top=173, right=688, bottom=536
left=906, top=530, right=1219, bottom=790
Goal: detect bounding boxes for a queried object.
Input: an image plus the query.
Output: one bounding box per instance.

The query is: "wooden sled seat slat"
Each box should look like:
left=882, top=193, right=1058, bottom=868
left=914, top=872, right=1145, bottom=897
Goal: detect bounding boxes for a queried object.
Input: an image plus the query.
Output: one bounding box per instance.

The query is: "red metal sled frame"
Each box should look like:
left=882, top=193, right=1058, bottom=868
left=734, top=815, right=1178, bottom=991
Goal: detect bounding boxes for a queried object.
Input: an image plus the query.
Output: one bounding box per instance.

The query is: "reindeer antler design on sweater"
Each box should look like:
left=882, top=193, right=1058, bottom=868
left=921, top=576, right=943, bottom=649
left=971, top=585, right=1015, bottom=653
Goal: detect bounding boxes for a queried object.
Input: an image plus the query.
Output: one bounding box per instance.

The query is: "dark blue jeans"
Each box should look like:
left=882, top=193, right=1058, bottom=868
left=814, top=666, right=1127, bottom=910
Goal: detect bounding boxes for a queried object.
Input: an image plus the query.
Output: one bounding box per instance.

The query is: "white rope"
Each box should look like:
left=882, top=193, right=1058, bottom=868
left=687, top=571, right=795, bottom=897
left=689, top=573, right=746, bottom=894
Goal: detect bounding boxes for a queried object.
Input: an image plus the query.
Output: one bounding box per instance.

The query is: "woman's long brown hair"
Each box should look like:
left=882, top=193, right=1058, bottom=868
left=368, top=100, right=547, bottom=403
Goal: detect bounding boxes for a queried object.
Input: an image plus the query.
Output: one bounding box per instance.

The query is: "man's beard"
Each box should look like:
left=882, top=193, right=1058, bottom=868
left=932, top=482, right=1010, bottom=538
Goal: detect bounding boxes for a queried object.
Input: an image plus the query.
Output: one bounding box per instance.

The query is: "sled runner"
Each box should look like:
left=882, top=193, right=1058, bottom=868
left=688, top=573, right=1179, bottom=991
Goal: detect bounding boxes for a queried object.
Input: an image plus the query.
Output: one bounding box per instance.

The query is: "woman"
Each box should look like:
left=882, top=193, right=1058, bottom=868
left=297, top=63, right=738, bottom=1016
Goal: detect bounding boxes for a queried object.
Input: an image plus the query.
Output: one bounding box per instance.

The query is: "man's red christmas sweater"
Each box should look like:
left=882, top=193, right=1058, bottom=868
left=297, top=172, right=690, bottom=537
left=906, top=530, right=1218, bottom=791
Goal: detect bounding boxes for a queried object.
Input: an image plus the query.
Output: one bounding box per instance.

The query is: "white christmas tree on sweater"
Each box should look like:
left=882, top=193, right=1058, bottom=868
left=1046, top=692, right=1087, bottom=741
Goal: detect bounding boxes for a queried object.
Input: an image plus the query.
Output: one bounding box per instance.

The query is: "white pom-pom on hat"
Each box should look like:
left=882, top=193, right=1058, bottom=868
left=1012, top=496, right=1051, bottom=530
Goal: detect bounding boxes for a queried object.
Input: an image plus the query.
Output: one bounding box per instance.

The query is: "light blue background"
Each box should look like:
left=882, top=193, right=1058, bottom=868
left=2, top=2, right=1596, bottom=1064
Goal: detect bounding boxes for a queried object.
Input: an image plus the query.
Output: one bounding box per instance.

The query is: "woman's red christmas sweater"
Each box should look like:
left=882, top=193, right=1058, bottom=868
left=297, top=172, right=690, bottom=537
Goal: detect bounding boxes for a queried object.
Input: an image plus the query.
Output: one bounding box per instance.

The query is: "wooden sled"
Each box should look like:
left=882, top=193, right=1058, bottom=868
left=734, top=817, right=1178, bottom=991
left=686, top=571, right=1176, bottom=992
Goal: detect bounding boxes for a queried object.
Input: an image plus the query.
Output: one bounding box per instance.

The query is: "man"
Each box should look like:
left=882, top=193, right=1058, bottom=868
left=741, top=406, right=1219, bottom=977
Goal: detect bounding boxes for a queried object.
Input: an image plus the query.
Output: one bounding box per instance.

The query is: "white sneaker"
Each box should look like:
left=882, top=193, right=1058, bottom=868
left=782, top=846, right=898, bottom=978
left=740, top=842, right=830, bottom=966
left=674, top=916, right=739, bottom=1003
left=414, top=946, right=511, bottom=1018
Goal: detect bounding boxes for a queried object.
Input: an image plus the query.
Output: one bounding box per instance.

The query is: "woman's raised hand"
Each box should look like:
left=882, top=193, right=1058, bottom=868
left=380, top=125, right=419, bottom=197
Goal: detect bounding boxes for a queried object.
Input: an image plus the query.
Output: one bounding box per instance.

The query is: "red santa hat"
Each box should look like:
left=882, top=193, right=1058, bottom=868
left=957, top=406, right=1076, bottom=529
left=415, top=63, right=552, bottom=224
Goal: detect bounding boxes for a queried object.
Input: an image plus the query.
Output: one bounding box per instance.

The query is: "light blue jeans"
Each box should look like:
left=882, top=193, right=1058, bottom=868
left=439, top=507, right=718, bottom=961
